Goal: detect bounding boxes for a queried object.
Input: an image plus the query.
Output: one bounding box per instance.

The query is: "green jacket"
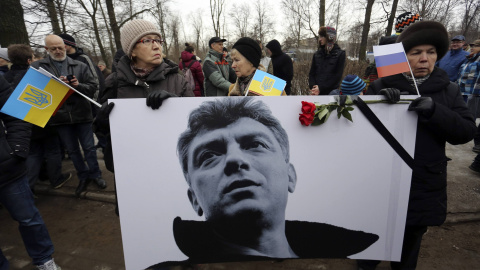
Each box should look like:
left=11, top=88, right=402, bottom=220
left=202, top=49, right=236, bottom=96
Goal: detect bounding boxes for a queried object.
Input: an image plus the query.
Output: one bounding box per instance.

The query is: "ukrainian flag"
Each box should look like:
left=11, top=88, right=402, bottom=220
left=0, top=67, right=74, bottom=127
left=247, top=70, right=286, bottom=96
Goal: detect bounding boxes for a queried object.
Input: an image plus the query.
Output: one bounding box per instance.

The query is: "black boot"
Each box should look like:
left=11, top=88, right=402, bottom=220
left=75, top=179, right=91, bottom=197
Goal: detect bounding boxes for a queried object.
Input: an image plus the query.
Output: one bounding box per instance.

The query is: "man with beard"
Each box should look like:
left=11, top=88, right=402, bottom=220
left=166, top=98, right=379, bottom=265
left=31, top=35, right=105, bottom=197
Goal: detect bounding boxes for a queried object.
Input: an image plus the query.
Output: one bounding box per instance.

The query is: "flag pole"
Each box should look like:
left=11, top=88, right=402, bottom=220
left=400, top=43, right=421, bottom=96
left=37, top=67, right=102, bottom=107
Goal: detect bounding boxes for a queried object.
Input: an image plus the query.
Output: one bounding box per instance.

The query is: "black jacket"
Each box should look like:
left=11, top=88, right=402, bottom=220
left=367, top=68, right=476, bottom=226
left=308, top=44, right=346, bottom=95
left=31, top=56, right=97, bottom=125
left=0, top=75, right=31, bottom=188
left=266, top=40, right=294, bottom=95
left=147, top=217, right=378, bottom=268
left=67, top=47, right=105, bottom=97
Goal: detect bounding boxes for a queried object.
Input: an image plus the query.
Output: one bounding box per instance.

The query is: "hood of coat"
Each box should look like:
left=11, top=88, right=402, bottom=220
left=266, top=40, right=283, bottom=56
left=116, top=54, right=180, bottom=85
left=181, top=51, right=196, bottom=63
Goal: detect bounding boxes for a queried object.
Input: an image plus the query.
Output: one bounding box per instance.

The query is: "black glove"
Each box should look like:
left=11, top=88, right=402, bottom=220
left=146, top=90, right=176, bottom=110
left=379, top=88, right=401, bottom=103
left=408, top=97, right=435, bottom=118
left=93, top=102, right=114, bottom=135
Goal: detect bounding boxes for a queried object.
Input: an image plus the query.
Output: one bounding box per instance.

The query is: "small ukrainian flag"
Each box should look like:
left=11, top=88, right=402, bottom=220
left=1, top=67, right=74, bottom=127
left=247, top=69, right=286, bottom=96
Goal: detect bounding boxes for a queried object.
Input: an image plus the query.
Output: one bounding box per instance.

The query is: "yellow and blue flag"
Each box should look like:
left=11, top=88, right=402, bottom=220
left=0, top=67, right=74, bottom=127
left=247, top=69, right=286, bottom=96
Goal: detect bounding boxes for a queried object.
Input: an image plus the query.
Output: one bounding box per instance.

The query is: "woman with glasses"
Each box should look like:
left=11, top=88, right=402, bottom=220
left=95, top=19, right=194, bottom=215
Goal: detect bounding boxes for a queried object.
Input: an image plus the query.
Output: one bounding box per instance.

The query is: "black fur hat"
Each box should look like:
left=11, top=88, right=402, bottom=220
left=396, top=21, right=449, bottom=59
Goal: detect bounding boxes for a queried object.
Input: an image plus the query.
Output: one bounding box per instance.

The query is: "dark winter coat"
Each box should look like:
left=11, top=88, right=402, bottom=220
left=179, top=51, right=204, bottom=97
left=99, top=56, right=194, bottom=172
left=203, top=49, right=236, bottom=96
left=367, top=67, right=476, bottom=226
left=0, top=75, right=31, bottom=188
left=67, top=48, right=105, bottom=99
left=3, top=65, right=29, bottom=87
left=309, top=44, right=346, bottom=95
left=266, top=40, right=294, bottom=95
left=31, top=56, right=97, bottom=125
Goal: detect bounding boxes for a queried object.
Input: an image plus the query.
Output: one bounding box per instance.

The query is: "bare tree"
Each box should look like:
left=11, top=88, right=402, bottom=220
left=191, top=11, right=204, bottom=53
left=252, top=0, right=275, bottom=44
left=319, top=0, right=325, bottom=27
left=229, top=3, right=250, bottom=39
left=76, top=0, right=108, bottom=64
left=359, top=0, right=375, bottom=61
left=282, top=1, right=304, bottom=48
left=44, top=0, right=62, bottom=34
left=0, top=0, right=30, bottom=46
left=210, top=0, right=225, bottom=36
left=151, top=0, right=171, bottom=57
left=105, top=0, right=121, bottom=52
left=282, top=0, right=319, bottom=40
left=384, top=0, right=399, bottom=35
left=461, top=0, right=480, bottom=36
left=168, top=15, right=181, bottom=60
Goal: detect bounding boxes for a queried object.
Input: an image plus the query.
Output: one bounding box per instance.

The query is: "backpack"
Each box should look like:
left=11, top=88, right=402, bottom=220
left=182, top=60, right=197, bottom=92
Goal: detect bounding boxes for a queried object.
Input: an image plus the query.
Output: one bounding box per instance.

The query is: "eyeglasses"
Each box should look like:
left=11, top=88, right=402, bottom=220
left=451, top=40, right=464, bottom=44
left=46, top=46, right=65, bottom=52
left=136, top=39, right=163, bottom=45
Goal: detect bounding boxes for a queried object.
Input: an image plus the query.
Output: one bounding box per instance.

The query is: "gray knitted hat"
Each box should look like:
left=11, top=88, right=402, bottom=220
left=120, top=19, right=162, bottom=56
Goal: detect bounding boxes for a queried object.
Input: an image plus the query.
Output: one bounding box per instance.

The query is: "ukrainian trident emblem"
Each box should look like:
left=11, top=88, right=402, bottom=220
left=260, top=77, right=275, bottom=93
left=19, top=84, right=52, bottom=109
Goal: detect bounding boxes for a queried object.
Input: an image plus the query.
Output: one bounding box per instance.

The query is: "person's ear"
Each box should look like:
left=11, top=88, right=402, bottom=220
left=187, top=187, right=203, bottom=216
left=287, top=163, right=297, bottom=193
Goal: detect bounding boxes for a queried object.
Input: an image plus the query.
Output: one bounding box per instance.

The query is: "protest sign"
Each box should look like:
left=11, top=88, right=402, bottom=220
left=109, top=96, right=417, bottom=270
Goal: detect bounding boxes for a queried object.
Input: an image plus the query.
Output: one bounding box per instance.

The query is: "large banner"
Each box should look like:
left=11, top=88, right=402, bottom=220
left=109, top=96, right=418, bottom=270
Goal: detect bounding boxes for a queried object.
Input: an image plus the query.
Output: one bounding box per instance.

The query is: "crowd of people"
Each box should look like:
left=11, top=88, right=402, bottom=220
left=0, top=9, right=479, bottom=270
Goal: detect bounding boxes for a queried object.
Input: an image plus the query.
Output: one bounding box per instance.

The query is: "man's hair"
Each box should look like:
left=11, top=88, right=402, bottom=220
left=7, top=44, right=33, bottom=66
left=177, top=97, right=290, bottom=177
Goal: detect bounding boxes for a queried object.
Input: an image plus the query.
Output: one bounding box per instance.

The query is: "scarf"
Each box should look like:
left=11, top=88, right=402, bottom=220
left=130, top=62, right=155, bottom=79
left=237, top=72, right=255, bottom=95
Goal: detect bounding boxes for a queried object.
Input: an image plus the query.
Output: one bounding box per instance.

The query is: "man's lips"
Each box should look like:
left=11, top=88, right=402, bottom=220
left=223, top=180, right=260, bottom=194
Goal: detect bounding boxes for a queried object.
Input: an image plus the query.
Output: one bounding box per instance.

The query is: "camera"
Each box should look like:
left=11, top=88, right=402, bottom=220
left=66, top=74, right=74, bottom=82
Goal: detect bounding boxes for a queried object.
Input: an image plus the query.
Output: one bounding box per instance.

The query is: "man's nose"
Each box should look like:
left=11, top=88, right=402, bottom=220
left=224, top=145, right=250, bottom=176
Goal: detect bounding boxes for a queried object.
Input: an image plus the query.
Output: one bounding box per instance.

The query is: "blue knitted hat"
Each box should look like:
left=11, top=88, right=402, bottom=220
left=341, top=75, right=366, bottom=95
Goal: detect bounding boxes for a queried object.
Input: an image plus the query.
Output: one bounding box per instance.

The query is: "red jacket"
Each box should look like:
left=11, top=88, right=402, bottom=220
left=179, top=51, right=204, bottom=97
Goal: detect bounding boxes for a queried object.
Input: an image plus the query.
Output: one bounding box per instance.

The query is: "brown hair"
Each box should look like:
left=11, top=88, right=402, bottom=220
left=184, top=43, right=195, bottom=53
left=8, top=44, right=33, bottom=66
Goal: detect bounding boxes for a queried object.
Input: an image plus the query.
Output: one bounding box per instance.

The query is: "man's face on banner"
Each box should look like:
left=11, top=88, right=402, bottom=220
left=186, top=117, right=296, bottom=224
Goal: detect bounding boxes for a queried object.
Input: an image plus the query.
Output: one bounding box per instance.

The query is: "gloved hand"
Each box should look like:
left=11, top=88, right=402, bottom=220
left=146, top=90, right=176, bottom=110
left=93, top=102, right=114, bottom=135
left=408, top=97, right=435, bottom=118
left=379, top=88, right=401, bottom=103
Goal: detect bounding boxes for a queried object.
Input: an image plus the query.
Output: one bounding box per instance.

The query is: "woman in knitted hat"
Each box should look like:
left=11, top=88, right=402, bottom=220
left=95, top=19, right=194, bottom=215
left=308, top=26, right=346, bottom=95
left=359, top=21, right=476, bottom=270
left=228, top=37, right=286, bottom=96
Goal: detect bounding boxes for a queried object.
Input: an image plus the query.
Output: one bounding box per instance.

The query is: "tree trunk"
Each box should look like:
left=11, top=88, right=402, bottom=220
left=45, top=0, right=61, bottom=34
left=105, top=0, right=122, bottom=52
left=319, top=0, right=325, bottom=27
left=0, top=0, right=29, bottom=47
left=385, top=0, right=399, bottom=36
left=359, top=0, right=375, bottom=61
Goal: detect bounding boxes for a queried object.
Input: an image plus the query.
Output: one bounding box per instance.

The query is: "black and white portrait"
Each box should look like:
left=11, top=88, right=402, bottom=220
left=109, top=96, right=417, bottom=270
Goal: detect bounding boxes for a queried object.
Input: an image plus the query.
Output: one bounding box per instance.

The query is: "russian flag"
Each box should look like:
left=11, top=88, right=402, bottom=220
left=373, top=43, right=410, bottom=78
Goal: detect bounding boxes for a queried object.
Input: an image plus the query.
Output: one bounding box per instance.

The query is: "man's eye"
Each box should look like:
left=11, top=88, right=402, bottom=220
left=198, top=151, right=219, bottom=166
left=244, top=141, right=267, bottom=150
